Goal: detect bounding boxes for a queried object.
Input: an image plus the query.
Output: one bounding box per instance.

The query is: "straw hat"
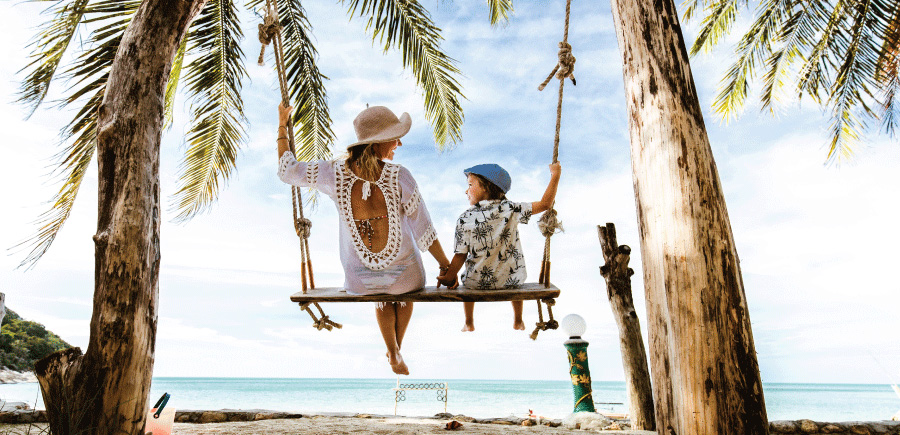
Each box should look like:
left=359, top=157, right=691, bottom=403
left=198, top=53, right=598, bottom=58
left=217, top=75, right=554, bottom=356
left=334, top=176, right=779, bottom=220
left=347, top=106, right=411, bottom=150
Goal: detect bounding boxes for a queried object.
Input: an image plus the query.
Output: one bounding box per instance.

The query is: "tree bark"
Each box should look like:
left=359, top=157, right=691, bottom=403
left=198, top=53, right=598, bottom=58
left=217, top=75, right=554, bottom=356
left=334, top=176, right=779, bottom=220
left=33, top=0, right=206, bottom=433
left=607, top=0, right=769, bottom=433
left=597, top=223, right=654, bottom=431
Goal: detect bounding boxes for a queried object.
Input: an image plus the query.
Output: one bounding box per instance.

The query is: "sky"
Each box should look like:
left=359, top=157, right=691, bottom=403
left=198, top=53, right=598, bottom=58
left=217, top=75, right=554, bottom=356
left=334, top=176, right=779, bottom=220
left=1, top=0, right=899, bottom=385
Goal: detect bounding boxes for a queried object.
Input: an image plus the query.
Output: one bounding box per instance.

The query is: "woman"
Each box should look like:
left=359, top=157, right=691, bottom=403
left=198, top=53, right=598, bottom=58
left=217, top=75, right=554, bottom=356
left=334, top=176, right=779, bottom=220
left=276, top=104, right=452, bottom=375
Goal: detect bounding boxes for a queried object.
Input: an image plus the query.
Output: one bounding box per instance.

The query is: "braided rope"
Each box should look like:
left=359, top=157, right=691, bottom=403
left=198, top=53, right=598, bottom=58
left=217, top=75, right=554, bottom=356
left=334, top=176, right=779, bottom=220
left=264, top=0, right=315, bottom=292
left=536, top=0, right=574, bottom=287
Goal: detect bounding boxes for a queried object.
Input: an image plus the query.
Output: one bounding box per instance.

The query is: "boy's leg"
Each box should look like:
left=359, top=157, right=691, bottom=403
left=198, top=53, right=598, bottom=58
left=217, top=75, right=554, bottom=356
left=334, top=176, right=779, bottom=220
left=511, top=301, right=525, bottom=330
left=395, top=302, right=414, bottom=349
left=461, top=302, right=475, bottom=332
left=375, top=303, right=409, bottom=375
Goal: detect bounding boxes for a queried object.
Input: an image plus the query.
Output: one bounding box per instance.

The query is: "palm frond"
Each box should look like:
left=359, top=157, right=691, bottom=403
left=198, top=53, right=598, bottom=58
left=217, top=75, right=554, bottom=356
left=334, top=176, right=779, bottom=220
left=709, top=0, right=790, bottom=120
left=164, top=35, right=189, bottom=130
left=823, top=0, right=882, bottom=161
left=874, top=1, right=899, bottom=135
left=758, top=0, right=817, bottom=112
left=487, top=0, right=513, bottom=26
left=344, top=0, right=465, bottom=149
left=275, top=0, right=336, bottom=161
left=17, top=0, right=91, bottom=116
left=172, top=0, right=248, bottom=221
left=16, top=0, right=138, bottom=268
left=689, top=0, right=744, bottom=56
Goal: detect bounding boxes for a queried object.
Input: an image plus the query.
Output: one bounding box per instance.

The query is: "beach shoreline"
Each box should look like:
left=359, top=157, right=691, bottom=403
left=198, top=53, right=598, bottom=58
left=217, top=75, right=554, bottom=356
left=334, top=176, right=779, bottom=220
left=1, top=412, right=899, bottom=434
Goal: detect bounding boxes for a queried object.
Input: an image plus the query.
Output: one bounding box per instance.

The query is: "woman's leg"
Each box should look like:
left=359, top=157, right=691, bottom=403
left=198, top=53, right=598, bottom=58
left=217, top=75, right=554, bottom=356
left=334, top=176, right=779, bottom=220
left=375, top=303, right=409, bottom=375
left=394, top=302, right=414, bottom=349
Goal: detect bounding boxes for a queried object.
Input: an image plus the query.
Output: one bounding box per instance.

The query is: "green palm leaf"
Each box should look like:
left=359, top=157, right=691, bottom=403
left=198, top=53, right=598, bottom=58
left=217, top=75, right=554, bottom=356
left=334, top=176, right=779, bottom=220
left=165, top=35, right=189, bottom=130
left=487, top=0, right=514, bottom=26
left=344, top=0, right=465, bottom=149
left=259, top=0, right=336, bottom=161
left=16, top=0, right=138, bottom=268
left=17, top=0, right=91, bottom=116
left=172, top=0, right=248, bottom=221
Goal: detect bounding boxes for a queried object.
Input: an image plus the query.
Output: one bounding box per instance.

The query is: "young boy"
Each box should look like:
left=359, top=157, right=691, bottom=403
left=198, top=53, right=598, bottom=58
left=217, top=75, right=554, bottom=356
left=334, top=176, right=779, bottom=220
left=438, top=162, right=561, bottom=331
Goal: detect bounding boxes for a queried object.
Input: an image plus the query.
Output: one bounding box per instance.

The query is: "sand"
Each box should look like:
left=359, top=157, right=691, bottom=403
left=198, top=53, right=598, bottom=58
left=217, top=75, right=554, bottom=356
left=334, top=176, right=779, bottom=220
left=0, top=415, right=655, bottom=435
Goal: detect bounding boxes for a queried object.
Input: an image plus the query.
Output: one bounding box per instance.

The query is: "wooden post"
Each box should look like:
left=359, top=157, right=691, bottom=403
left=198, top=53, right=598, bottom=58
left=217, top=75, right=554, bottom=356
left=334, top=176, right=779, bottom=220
left=597, top=223, right=654, bottom=430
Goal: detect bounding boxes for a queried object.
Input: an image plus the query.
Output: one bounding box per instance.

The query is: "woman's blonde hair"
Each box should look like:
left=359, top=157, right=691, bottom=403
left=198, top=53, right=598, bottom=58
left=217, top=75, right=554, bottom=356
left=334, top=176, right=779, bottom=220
left=346, top=144, right=382, bottom=181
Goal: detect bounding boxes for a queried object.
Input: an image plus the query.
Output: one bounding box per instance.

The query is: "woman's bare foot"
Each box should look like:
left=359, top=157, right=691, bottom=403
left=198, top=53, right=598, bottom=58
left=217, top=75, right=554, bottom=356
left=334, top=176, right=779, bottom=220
left=388, top=352, right=409, bottom=375
left=513, top=319, right=526, bottom=330
left=461, top=322, right=475, bottom=332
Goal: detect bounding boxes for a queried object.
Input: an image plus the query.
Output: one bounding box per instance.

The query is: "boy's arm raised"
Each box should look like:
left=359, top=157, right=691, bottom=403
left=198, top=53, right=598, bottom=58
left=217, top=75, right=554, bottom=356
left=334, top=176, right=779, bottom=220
left=532, top=162, right=562, bottom=215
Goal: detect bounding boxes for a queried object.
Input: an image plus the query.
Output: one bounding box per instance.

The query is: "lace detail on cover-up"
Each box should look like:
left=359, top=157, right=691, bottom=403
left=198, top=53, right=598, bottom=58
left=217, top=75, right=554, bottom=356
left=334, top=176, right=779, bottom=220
left=416, top=225, right=437, bottom=252
left=278, top=151, right=296, bottom=181
left=335, top=162, right=403, bottom=271
left=402, top=186, right=422, bottom=215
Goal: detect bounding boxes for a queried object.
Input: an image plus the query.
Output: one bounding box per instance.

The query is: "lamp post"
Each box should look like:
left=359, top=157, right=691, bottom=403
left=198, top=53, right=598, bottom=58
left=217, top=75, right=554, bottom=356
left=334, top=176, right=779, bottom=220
left=562, top=314, right=596, bottom=413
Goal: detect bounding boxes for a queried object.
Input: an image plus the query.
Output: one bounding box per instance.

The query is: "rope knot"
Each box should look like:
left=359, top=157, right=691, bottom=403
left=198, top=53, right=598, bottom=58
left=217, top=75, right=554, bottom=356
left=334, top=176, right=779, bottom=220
left=295, top=217, right=312, bottom=239
left=257, top=4, right=281, bottom=66
left=538, top=41, right=577, bottom=91
left=555, top=42, right=576, bottom=83
left=538, top=208, right=564, bottom=238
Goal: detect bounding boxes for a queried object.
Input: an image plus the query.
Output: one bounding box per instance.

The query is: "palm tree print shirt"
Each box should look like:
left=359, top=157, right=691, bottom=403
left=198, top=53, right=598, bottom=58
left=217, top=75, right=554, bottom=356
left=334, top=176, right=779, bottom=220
left=454, top=199, right=533, bottom=289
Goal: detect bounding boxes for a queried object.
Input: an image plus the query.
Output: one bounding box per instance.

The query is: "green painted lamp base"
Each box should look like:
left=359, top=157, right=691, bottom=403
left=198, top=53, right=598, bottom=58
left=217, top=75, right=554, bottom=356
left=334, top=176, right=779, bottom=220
left=565, top=340, right=596, bottom=413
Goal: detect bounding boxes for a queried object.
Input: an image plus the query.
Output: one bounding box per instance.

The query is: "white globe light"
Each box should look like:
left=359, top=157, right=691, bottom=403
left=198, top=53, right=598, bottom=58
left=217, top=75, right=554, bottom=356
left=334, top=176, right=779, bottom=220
left=561, top=314, right=587, bottom=337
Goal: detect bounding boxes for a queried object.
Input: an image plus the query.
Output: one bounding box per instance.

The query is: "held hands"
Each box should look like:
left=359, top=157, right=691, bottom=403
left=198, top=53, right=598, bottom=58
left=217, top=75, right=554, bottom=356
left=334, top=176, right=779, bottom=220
left=436, top=267, right=459, bottom=289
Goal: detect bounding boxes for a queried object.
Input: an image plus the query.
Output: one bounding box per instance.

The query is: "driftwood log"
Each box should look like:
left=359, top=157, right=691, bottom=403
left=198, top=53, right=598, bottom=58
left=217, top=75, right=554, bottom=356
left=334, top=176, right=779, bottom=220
left=597, top=223, right=654, bottom=431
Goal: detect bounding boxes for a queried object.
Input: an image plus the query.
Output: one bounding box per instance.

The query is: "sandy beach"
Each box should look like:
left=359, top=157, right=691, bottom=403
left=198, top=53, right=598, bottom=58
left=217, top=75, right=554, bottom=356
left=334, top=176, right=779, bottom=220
left=0, top=415, right=653, bottom=435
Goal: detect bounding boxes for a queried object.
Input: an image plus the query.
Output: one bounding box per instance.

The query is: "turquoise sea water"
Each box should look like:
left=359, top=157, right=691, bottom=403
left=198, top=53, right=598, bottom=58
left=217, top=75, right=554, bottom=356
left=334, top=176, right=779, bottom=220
left=2, top=379, right=898, bottom=421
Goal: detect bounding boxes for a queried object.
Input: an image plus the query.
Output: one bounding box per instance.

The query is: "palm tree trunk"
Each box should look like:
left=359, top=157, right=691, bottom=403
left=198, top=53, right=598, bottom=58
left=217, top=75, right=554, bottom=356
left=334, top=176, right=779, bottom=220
left=608, top=0, right=769, bottom=433
left=33, top=0, right=206, bottom=433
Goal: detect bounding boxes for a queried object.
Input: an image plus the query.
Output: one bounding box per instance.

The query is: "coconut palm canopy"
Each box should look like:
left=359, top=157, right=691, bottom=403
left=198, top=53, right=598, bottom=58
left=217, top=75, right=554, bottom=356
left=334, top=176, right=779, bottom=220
left=683, top=0, right=900, bottom=161
left=15, top=0, right=516, bottom=268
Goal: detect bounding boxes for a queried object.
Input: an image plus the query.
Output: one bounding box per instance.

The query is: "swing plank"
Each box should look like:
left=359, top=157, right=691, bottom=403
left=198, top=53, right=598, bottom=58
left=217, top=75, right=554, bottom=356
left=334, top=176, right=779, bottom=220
left=290, top=282, right=559, bottom=303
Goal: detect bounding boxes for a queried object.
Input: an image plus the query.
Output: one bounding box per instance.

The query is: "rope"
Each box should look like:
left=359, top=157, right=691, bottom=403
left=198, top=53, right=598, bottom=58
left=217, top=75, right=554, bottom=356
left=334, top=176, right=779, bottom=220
left=262, top=0, right=315, bottom=292
left=536, top=0, right=574, bottom=287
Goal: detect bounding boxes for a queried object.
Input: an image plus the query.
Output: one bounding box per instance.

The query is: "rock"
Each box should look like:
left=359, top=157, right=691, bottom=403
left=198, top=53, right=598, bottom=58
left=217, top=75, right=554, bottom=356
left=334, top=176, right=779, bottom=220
left=799, top=419, right=819, bottom=433
left=0, top=370, right=38, bottom=384
left=604, top=422, right=622, bottom=430
left=770, top=420, right=798, bottom=433
left=849, top=423, right=872, bottom=434
left=521, top=419, right=535, bottom=426
left=199, top=411, right=228, bottom=423
left=562, top=412, right=611, bottom=430
left=821, top=423, right=845, bottom=433
left=0, top=401, right=32, bottom=412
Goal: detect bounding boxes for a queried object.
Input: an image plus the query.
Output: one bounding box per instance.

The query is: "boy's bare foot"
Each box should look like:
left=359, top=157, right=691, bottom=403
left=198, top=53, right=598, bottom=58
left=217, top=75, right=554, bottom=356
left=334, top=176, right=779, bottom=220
left=461, top=323, right=475, bottom=332
left=388, top=352, right=409, bottom=375
left=513, top=320, right=526, bottom=330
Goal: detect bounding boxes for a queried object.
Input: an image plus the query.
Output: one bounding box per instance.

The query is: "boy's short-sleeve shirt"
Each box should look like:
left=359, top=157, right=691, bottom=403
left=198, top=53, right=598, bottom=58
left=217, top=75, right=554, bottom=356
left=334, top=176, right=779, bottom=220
left=454, top=199, right=533, bottom=289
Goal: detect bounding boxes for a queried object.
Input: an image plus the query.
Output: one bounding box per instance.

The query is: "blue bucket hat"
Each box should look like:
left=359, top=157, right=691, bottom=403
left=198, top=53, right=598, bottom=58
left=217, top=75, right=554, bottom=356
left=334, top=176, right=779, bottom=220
left=464, top=163, right=511, bottom=193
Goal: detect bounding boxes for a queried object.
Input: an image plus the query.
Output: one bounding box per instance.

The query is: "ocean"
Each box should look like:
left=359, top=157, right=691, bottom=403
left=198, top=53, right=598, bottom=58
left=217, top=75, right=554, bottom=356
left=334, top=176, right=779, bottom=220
left=1, top=379, right=898, bottom=421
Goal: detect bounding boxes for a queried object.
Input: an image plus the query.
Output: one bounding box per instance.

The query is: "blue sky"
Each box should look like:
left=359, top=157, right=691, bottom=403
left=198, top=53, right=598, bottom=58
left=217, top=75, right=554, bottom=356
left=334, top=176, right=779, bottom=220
left=1, top=0, right=899, bottom=384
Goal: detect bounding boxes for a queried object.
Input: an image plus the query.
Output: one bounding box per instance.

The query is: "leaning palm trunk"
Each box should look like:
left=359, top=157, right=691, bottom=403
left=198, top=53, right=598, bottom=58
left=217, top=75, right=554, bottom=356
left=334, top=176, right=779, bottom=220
left=608, top=0, right=769, bottom=433
left=33, top=0, right=206, bottom=433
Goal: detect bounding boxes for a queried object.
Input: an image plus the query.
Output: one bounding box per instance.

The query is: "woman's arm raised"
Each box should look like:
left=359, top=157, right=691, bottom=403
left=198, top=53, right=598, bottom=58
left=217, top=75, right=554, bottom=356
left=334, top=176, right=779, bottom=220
left=276, top=103, right=292, bottom=159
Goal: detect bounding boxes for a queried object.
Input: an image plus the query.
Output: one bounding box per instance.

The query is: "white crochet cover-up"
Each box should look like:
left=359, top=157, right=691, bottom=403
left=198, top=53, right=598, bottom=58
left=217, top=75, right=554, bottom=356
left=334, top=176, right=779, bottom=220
left=278, top=152, right=437, bottom=295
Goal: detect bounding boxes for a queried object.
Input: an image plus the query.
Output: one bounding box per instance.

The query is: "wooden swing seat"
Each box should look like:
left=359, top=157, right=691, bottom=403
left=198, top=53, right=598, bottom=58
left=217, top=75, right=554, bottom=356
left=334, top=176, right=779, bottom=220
left=290, top=282, right=559, bottom=303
